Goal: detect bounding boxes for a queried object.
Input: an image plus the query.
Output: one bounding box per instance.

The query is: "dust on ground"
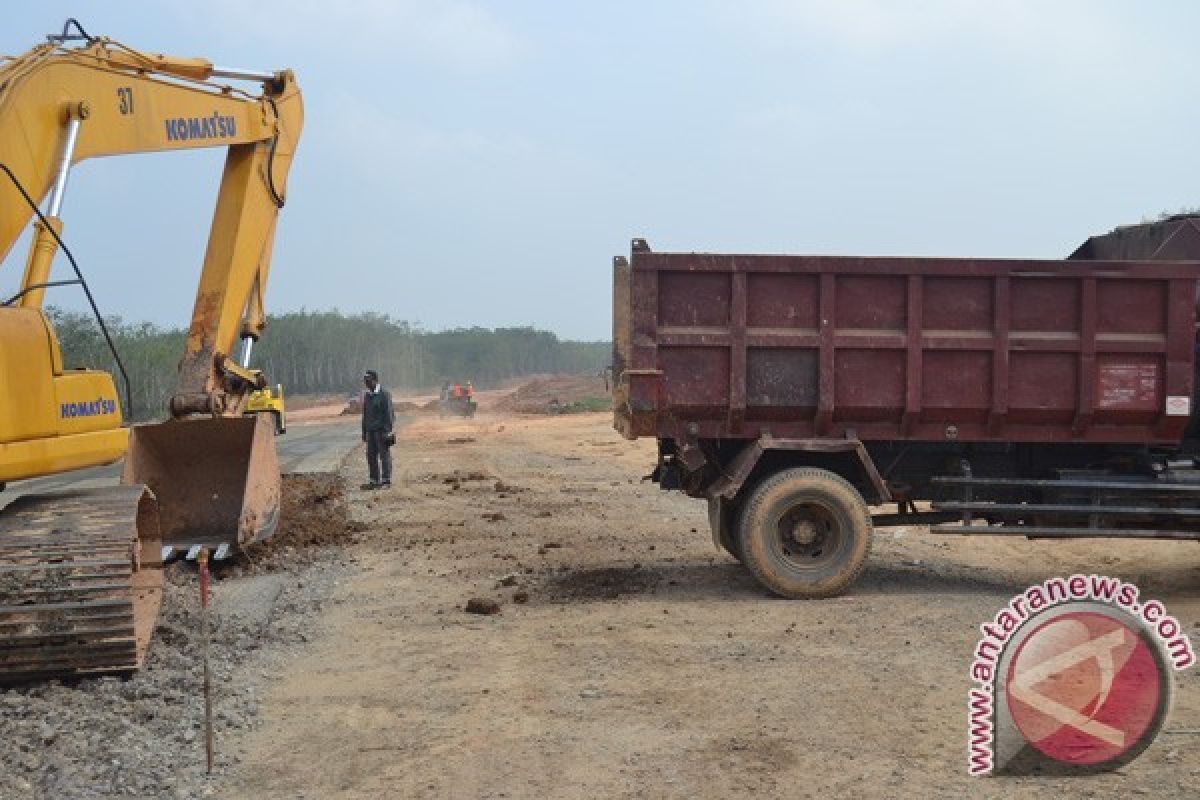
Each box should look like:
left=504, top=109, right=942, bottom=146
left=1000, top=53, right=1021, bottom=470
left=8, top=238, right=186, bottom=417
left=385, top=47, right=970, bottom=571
left=289, top=402, right=352, bottom=424
left=286, top=393, right=351, bottom=424
left=216, top=411, right=1200, bottom=799
left=314, top=373, right=608, bottom=420
left=285, top=394, right=347, bottom=412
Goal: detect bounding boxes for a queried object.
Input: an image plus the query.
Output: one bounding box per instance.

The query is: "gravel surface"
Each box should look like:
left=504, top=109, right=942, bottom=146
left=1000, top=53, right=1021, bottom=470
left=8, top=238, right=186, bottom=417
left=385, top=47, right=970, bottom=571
left=0, top=488, right=357, bottom=799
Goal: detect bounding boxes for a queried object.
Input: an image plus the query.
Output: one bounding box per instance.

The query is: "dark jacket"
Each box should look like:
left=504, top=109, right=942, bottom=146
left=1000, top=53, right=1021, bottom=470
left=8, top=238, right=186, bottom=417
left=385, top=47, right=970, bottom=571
left=362, top=388, right=394, bottom=434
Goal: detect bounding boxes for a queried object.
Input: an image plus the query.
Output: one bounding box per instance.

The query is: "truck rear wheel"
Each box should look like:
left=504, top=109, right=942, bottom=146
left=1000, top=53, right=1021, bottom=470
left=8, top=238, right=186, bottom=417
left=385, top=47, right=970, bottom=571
left=737, top=468, right=872, bottom=598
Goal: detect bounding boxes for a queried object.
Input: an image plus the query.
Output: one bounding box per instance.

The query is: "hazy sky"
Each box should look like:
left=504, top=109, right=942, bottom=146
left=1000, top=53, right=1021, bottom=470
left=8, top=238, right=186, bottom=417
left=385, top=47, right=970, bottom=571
left=3, top=2, right=1199, bottom=340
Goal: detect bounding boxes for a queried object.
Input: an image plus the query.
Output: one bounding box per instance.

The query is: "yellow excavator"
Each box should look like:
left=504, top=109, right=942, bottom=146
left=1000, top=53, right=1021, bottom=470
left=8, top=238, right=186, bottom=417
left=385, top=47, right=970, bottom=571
left=246, top=384, right=287, bottom=434
left=0, top=21, right=302, bottom=682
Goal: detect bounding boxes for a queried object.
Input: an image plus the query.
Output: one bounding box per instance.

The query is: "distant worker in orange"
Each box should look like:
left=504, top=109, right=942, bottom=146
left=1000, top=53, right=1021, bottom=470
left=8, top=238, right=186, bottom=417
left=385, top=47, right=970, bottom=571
left=452, top=382, right=464, bottom=398
left=465, top=381, right=475, bottom=398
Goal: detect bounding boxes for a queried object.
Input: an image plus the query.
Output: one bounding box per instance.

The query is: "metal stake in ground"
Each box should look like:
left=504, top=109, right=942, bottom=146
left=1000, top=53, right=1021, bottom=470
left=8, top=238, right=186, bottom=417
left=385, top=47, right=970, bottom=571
left=198, top=547, right=214, bottom=774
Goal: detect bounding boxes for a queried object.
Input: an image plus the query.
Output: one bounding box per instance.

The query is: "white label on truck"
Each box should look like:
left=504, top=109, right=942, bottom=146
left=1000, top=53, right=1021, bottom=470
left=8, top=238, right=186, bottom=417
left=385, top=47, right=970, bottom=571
left=1166, top=395, right=1191, bottom=416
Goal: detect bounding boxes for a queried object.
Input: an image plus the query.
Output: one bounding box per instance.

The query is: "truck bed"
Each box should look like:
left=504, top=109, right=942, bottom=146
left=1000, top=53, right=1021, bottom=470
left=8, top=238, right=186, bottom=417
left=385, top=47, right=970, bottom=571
left=613, top=234, right=1200, bottom=447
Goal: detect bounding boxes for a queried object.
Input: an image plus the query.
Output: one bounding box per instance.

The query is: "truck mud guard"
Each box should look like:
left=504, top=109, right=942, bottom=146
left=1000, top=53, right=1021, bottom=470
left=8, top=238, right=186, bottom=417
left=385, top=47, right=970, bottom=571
left=704, top=437, right=889, bottom=555
left=707, top=437, right=891, bottom=505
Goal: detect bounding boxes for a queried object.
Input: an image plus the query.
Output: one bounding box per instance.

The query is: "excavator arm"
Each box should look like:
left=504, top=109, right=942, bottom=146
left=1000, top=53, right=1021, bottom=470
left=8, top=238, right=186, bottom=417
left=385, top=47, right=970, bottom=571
left=0, top=31, right=303, bottom=416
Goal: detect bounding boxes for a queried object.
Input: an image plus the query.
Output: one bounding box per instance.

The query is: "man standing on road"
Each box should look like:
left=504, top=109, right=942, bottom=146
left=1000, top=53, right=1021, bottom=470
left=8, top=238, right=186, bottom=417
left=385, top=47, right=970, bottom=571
left=361, top=369, right=394, bottom=489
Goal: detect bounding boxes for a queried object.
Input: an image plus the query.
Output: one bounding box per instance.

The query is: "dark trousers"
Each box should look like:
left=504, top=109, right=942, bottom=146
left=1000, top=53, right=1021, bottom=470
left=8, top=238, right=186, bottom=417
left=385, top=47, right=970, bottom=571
left=365, top=430, right=392, bottom=484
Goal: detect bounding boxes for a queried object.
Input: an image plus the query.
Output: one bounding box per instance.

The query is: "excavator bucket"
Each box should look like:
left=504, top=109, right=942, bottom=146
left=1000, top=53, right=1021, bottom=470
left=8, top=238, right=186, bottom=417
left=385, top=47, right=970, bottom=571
left=121, top=415, right=281, bottom=559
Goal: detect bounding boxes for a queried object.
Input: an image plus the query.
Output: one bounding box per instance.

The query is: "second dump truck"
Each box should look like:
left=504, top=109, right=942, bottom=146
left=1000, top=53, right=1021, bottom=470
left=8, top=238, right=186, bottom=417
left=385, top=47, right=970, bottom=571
left=613, top=216, right=1200, bottom=597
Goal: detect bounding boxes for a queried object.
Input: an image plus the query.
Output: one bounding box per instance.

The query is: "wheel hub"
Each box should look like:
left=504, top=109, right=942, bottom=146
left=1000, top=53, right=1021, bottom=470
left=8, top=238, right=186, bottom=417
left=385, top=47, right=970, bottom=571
left=789, top=518, right=819, bottom=546
left=777, top=504, right=838, bottom=563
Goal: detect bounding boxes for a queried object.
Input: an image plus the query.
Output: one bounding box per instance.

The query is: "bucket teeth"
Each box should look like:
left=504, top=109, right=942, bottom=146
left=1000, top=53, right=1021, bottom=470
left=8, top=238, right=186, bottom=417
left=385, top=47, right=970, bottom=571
left=161, top=542, right=234, bottom=563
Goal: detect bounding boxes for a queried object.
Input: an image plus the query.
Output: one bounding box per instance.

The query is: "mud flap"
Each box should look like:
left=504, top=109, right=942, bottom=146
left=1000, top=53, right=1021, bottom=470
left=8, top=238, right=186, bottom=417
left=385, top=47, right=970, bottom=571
left=708, top=494, right=732, bottom=552
left=122, top=415, right=280, bottom=555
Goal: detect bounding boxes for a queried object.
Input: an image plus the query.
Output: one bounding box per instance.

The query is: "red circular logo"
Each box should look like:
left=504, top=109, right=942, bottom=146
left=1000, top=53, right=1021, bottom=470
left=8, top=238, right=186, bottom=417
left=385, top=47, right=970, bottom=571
left=1005, top=610, right=1167, bottom=767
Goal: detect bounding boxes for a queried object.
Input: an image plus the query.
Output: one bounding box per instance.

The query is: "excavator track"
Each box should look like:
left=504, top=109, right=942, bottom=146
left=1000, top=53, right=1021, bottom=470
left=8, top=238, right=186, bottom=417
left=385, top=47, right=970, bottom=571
left=0, top=486, right=162, bottom=684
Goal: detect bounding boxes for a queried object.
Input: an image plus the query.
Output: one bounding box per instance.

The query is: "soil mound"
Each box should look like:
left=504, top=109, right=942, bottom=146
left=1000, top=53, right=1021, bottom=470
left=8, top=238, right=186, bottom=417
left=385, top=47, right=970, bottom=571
left=240, top=474, right=357, bottom=569
left=492, top=374, right=610, bottom=414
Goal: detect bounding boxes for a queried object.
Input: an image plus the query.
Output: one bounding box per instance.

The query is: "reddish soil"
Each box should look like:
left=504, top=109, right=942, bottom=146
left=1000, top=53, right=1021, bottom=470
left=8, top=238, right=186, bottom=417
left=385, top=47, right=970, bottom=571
left=237, top=474, right=359, bottom=571
left=490, top=374, right=609, bottom=413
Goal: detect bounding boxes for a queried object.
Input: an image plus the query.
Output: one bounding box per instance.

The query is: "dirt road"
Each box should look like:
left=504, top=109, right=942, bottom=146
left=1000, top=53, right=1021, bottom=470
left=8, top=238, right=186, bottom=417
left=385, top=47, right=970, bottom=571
left=219, top=412, right=1200, bottom=799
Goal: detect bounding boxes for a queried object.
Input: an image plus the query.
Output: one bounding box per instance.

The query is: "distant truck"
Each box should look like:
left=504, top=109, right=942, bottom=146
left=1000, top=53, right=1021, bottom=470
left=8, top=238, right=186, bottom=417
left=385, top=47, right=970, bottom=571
left=440, top=381, right=477, bottom=417
left=442, top=395, right=477, bottom=418
left=612, top=217, right=1200, bottom=598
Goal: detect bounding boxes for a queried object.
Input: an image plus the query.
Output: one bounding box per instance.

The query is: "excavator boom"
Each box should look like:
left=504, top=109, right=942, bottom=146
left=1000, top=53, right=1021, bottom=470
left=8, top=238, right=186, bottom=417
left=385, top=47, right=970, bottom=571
left=0, top=34, right=302, bottom=410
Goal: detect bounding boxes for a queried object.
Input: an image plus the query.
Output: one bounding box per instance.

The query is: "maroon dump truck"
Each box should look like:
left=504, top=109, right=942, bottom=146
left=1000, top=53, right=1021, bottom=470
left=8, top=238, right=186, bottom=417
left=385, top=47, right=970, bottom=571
left=612, top=216, right=1200, bottom=598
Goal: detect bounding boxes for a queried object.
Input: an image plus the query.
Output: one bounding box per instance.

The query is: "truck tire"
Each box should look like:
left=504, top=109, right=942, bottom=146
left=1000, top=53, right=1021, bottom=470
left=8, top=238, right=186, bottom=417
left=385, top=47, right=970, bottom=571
left=737, top=468, right=872, bottom=598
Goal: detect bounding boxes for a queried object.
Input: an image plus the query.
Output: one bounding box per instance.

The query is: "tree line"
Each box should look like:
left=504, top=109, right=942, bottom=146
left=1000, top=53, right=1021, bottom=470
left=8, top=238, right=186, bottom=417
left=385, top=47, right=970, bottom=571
left=46, top=307, right=609, bottom=420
